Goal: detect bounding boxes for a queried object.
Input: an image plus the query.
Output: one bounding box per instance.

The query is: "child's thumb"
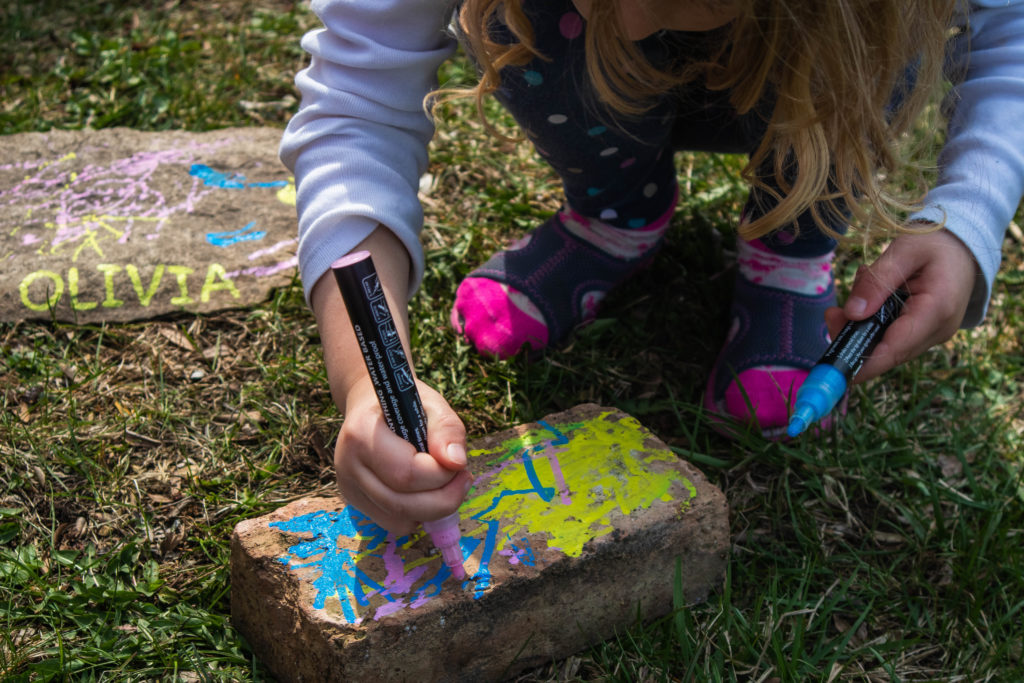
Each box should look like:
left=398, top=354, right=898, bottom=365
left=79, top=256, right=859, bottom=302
left=439, top=442, right=468, bottom=471
left=844, top=256, right=907, bottom=321
left=426, top=409, right=468, bottom=471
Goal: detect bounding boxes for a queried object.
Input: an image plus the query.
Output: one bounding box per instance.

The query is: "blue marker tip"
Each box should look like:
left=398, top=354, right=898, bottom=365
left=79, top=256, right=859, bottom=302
left=787, top=364, right=847, bottom=437
left=786, top=413, right=808, bottom=439
left=788, top=290, right=907, bottom=437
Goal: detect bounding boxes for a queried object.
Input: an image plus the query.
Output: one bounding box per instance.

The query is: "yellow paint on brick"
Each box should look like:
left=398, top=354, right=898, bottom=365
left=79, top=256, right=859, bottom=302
left=460, top=411, right=692, bottom=558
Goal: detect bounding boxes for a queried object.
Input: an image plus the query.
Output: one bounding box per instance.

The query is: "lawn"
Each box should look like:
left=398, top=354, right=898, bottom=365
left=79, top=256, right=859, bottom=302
left=2, top=1, right=1023, bottom=680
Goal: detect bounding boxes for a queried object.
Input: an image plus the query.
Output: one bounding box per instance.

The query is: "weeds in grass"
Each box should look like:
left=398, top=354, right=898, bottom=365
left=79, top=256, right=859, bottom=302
left=0, top=0, right=313, bottom=133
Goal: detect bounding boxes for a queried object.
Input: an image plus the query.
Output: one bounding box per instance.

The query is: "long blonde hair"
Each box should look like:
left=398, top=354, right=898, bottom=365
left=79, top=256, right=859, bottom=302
left=448, top=0, right=956, bottom=240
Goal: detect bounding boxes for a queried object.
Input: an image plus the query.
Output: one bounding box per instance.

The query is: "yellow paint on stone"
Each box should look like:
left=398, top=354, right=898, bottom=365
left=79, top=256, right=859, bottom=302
left=277, top=179, right=296, bottom=206
left=460, top=411, right=694, bottom=558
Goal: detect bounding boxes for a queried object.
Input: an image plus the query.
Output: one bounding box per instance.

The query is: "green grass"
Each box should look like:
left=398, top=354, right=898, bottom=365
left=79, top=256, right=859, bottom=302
left=2, top=1, right=1024, bottom=680
left=0, top=0, right=309, bottom=132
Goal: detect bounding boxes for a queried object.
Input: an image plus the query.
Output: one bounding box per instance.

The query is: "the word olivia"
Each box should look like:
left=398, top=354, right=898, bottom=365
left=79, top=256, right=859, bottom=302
left=18, top=262, right=240, bottom=312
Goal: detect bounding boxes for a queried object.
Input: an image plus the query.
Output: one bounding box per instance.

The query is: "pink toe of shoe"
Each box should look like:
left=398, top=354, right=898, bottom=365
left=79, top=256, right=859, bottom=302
left=451, top=278, right=549, bottom=359
left=722, top=367, right=807, bottom=437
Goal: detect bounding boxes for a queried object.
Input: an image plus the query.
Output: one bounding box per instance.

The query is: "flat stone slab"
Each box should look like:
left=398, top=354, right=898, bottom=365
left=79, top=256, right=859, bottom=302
left=231, top=404, right=729, bottom=681
left=0, top=127, right=297, bottom=323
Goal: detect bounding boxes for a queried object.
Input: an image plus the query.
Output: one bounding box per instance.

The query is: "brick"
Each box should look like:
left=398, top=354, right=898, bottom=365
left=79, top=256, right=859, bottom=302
left=231, top=404, right=729, bottom=681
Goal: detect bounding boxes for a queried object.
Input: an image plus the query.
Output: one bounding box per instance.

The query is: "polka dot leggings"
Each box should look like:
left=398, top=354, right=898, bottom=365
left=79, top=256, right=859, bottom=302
left=480, top=0, right=845, bottom=256
left=452, top=0, right=849, bottom=437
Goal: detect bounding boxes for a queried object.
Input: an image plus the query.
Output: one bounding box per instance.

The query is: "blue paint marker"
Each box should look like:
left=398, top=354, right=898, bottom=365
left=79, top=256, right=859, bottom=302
left=331, top=250, right=466, bottom=580
left=787, top=290, right=907, bottom=438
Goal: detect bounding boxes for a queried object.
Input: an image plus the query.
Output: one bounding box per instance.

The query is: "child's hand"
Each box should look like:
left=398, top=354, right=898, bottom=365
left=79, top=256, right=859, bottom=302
left=308, top=228, right=472, bottom=534
left=824, top=226, right=978, bottom=384
left=334, top=375, right=472, bottom=536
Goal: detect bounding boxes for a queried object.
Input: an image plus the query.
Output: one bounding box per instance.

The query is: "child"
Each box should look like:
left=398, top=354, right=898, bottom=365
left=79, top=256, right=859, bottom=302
left=280, top=0, right=1024, bottom=534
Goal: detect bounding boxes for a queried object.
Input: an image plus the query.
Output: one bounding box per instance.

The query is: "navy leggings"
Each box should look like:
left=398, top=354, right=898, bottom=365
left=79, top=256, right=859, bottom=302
left=478, top=0, right=845, bottom=258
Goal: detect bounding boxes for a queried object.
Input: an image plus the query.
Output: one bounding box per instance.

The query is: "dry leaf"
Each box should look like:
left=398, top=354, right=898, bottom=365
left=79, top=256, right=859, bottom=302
left=61, top=365, right=77, bottom=383
left=158, top=326, right=196, bottom=352
left=871, top=530, right=905, bottom=545
left=125, top=430, right=162, bottom=447
left=832, top=615, right=869, bottom=646
left=309, top=429, right=333, bottom=466
left=201, top=344, right=229, bottom=361
left=53, top=521, right=71, bottom=546
left=239, top=409, right=263, bottom=425
left=937, top=454, right=962, bottom=479
left=159, top=527, right=186, bottom=557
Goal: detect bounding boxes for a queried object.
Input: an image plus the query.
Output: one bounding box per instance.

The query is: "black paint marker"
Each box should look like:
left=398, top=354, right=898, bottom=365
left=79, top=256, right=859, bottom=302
left=787, top=289, right=907, bottom=437
left=331, top=250, right=466, bottom=580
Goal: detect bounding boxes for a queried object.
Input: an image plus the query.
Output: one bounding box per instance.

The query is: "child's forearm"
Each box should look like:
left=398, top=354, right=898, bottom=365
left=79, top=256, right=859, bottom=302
left=909, top=2, right=1024, bottom=326
left=310, top=227, right=414, bottom=414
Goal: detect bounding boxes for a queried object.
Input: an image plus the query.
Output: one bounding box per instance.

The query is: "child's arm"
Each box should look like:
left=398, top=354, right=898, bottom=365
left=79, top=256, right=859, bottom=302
left=280, top=0, right=465, bottom=531
left=827, top=1, right=1024, bottom=382
left=310, top=228, right=471, bottom=535
left=279, top=0, right=456, bottom=307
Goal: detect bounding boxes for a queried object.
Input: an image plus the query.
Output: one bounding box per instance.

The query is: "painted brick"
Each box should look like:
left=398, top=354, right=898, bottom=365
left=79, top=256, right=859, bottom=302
left=231, top=404, right=729, bottom=681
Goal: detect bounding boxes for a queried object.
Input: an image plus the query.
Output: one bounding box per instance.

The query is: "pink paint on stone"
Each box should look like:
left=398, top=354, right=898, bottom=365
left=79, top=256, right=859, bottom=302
left=382, top=538, right=429, bottom=595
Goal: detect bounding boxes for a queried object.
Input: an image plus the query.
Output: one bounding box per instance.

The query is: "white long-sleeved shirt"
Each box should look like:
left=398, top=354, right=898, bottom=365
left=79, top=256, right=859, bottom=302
left=908, top=0, right=1024, bottom=325
left=280, top=0, right=1024, bottom=327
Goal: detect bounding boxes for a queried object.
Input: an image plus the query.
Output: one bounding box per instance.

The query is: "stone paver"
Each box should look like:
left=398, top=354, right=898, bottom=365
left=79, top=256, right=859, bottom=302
left=231, top=404, right=729, bottom=681
left=1, top=127, right=296, bottom=322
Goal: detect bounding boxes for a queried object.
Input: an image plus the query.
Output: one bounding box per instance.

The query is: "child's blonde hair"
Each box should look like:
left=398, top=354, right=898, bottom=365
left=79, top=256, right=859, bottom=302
left=450, top=0, right=956, bottom=240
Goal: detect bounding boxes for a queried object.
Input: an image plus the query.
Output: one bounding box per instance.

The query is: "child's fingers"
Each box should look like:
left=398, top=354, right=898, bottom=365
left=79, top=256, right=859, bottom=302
left=418, top=382, right=469, bottom=472
left=334, top=483, right=419, bottom=537
left=334, top=424, right=472, bottom=533
left=834, top=228, right=976, bottom=383
left=825, top=302, right=918, bottom=383
left=855, top=286, right=966, bottom=383
left=852, top=315, right=921, bottom=383
left=843, top=254, right=913, bottom=322
left=339, top=382, right=459, bottom=492
left=355, top=467, right=473, bottom=528
left=352, top=429, right=460, bottom=493
left=333, top=374, right=473, bottom=532
left=823, top=305, right=848, bottom=342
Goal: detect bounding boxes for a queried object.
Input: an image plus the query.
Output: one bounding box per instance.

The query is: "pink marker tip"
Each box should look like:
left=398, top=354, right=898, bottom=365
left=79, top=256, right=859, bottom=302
left=440, top=545, right=467, bottom=580
left=421, top=512, right=466, bottom=581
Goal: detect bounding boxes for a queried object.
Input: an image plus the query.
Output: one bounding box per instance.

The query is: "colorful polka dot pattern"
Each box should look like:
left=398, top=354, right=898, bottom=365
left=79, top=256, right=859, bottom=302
left=558, top=11, right=583, bottom=39
left=491, top=5, right=681, bottom=232
left=485, top=0, right=847, bottom=257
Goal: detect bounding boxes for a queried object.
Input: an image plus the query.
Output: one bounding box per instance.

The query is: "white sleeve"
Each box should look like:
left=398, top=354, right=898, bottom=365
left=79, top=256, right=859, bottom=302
left=279, top=0, right=457, bottom=301
left=909, top=0, right=1024, bottom=326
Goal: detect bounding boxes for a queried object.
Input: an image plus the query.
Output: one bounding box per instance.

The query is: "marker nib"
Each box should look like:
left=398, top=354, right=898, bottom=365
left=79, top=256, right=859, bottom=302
left=422, top=513, right=466, bottom=580
left=439, top=545, right=466, bottom=580
left=786, top=415, right=807, bottom=438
